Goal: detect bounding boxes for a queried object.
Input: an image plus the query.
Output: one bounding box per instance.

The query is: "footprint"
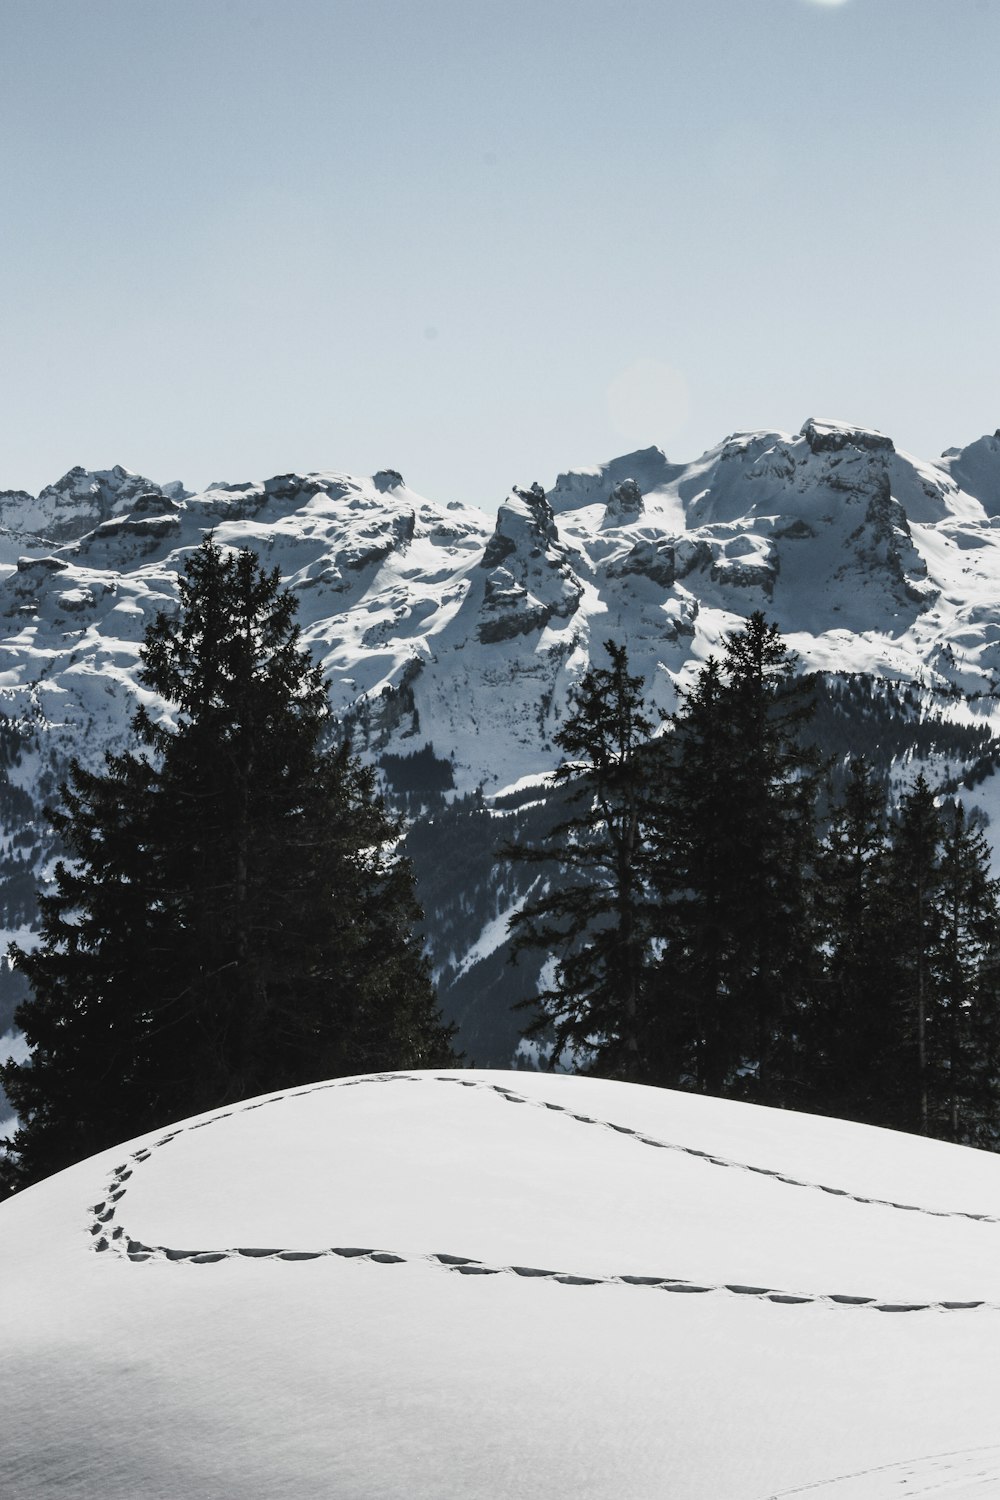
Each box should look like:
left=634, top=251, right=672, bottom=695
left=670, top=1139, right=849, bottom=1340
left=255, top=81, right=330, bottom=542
left=91, top=1073, right=1000, bottom=1313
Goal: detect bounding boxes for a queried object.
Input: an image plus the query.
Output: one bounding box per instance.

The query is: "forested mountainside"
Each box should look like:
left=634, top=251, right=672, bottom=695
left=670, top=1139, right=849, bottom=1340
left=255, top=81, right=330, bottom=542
left=2, top=416, right=1000, bottom=1078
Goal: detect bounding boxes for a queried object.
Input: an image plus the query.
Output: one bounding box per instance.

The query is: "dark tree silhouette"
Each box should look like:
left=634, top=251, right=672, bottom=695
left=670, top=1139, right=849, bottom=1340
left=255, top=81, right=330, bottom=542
left=1, top=540, right=454, bottom=1189
left=508, top=641, right=655, bottom=1081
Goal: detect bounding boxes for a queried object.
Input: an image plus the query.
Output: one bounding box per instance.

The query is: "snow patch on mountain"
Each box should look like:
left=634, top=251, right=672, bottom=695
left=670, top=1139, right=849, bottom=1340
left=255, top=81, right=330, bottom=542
left=939, top=430, right=1000, bottom=517
left=549, top=445, right=685, bottom=511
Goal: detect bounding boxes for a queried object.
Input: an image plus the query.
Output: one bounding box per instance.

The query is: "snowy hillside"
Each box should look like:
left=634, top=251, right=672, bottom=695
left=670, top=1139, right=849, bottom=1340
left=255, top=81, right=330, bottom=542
left=2, top=416, right=1000, bottom=1069
left=4, top=1069, right=1000, bottom=1498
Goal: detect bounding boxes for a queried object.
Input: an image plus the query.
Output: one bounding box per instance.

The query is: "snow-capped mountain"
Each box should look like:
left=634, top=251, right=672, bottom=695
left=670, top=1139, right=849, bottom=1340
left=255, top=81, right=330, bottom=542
left=2, top=416, right=1000, bottom=1066
left=5, top=1068, right=1000, bottom=1498
left=0, top=464, right=188, bottom=549
left=2, top=417, right=1000, bottom=793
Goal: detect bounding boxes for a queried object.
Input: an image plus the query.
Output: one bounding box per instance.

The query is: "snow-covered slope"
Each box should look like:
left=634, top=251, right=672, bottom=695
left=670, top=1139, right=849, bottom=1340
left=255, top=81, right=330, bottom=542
left=4, top=1070, right=1000, bottom=1499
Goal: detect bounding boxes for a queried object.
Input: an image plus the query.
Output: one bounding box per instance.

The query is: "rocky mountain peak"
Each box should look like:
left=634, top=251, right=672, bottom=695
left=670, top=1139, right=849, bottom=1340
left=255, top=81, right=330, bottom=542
left=0, top=464, right=165, bottom=543
left=800, top=417, right=895, bottom=456
left=477, top=483, right=583, bottom=644
left=549, top=447, right=681, bottom=512
left=939, top=432, right=1000, bottom=517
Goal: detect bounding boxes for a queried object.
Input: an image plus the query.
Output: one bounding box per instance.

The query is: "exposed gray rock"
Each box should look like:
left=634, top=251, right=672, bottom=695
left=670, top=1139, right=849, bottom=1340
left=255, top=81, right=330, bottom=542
left=478, top=484, right=583, bottom=643
left=606, top=538, right=674, bottom=587
left=373, top=470, right=405, bottom=493
left=605, top=478, right=644, bottom=520
left=801, top=417, right=895, bottom=456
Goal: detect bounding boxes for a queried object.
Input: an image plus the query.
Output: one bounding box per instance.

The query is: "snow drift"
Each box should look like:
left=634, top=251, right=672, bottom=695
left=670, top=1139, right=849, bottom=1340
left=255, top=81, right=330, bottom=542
left=3, top=1070, right=1000, bottom=1498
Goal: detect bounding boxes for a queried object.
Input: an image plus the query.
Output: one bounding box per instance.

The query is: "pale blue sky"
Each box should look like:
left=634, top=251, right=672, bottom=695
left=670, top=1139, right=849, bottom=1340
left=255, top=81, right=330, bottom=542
left=2, top=0, right=998, bottom=506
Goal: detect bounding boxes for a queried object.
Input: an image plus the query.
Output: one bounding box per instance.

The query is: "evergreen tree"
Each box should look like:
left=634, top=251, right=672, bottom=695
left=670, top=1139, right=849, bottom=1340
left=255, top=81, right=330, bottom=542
left=645, top=657, right=730, bottom=1091
left=507, top=641, right=655, bottom=1081
left=885, top=773, right=944, bottom=1136
left=811, top=757, right=906, bottom=1125
left=1, top=540, right=454, bottom=1189
left=814, top=769, right=1000, bottom=1143
left=933, top=800, right=1000, bottom=1143
left=649, top=613, right=821, bottom=1103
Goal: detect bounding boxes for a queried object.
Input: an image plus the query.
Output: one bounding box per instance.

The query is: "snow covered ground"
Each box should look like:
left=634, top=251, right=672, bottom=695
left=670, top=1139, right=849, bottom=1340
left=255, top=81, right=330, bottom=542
left=3, top=1070, right=1000, bottom=1498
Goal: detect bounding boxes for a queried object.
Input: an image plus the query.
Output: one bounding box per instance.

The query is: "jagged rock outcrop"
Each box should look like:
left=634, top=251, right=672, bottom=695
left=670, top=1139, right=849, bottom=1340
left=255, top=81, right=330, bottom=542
left=710, top=538, right=779, bottom=599
left=801, top=417, right=895, bottom=456
left=373, top=469, right=405, bottom=493
left=605, top=478, right=644, bottom=521
left=606, top=537, right=675, bottom=587
left=845, top=470, right=933, bottom=606
left=477, top=483, right=583, bottom=644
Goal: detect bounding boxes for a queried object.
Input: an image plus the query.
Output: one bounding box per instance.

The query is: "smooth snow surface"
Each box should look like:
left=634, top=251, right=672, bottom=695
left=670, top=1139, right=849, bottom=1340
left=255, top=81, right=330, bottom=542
left=4, top=1071, right=1000, bottom=1499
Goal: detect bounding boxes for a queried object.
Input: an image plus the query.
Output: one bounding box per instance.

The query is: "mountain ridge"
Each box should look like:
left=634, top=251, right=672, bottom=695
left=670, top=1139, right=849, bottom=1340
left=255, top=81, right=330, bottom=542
left=1, top=416, right=999, bottom=795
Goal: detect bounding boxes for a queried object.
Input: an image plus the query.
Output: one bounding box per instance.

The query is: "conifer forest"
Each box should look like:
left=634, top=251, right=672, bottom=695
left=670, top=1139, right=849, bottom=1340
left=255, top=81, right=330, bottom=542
left=509, top=615, right=1000, bottom=1147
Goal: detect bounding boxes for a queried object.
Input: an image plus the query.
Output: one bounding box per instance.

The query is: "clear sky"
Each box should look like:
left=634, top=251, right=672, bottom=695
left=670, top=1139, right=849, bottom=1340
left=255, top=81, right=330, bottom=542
left=2, top=0, right=998, bottom=507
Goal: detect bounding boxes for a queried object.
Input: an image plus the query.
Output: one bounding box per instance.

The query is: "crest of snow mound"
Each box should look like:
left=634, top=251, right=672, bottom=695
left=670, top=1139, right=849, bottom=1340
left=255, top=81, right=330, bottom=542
left=59, top=1072, right=1000, bottom=1301
left=5, top=1071, right=1000, bottom=1500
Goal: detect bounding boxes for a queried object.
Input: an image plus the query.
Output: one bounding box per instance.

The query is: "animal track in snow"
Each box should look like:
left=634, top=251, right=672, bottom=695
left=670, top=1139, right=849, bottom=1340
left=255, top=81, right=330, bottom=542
left=761, top=1441, right=1000, bottom=1497
left=85, top=1073, right=1000, bottom=1314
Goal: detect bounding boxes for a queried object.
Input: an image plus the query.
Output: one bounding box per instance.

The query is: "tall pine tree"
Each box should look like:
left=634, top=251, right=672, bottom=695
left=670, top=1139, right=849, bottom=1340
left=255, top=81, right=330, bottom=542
left=886, top=773, right=944, bottom=1136
left=933, top=799, right=1000, bottom=1143
left=649, top=613, right=821, bottom=1102
left=645, top=657, right=731, bottom=1092
left=811, top=756, right=906, bottom=1126
left=1, top=540, right=454, bottom=1189
left=507, top=641, right=655, bottom=1081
